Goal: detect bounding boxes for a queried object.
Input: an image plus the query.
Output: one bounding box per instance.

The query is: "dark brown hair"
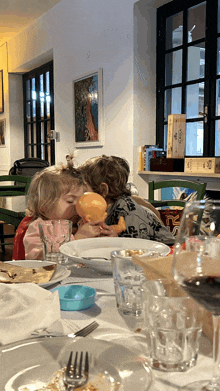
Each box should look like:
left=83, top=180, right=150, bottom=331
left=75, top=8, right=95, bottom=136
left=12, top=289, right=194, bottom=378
left=79, top=155, right=131, bottom=202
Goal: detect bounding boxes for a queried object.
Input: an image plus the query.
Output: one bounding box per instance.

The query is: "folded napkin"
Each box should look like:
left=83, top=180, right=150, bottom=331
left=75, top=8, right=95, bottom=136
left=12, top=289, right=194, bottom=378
left=0, top=283, right=61, bottom=345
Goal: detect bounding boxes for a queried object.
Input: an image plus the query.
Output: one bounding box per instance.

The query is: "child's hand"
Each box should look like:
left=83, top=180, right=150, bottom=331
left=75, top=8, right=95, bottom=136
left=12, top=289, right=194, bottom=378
left=99, top=222, right=118, bottom=237
left=74, top=221, right=104, bottom=240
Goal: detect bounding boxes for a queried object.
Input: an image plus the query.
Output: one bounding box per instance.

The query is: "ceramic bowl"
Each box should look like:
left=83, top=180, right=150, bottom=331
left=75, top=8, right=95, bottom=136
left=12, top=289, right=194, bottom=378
left=52, top=285, right=96, bottom=311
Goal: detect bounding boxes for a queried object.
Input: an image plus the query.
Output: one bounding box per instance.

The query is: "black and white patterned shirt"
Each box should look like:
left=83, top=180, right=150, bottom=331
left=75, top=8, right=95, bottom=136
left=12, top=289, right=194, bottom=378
left=105, top=195, right=175, bottom=244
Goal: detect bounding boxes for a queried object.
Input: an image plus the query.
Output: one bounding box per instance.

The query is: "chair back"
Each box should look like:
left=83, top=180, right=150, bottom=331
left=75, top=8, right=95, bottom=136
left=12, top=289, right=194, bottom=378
left=0, top=175, right=31, bottom=196
left=148, top=179, right=207, bottom=236
left=9, top=157, right=49, bottom=178
left=148, top=179, right=207, bottom=208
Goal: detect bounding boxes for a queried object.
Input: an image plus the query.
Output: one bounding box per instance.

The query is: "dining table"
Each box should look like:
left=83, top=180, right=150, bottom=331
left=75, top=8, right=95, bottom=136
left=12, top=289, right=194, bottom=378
left=43, top=263, right=213, bottom=391
left=0, top=238, right=214, bottom=391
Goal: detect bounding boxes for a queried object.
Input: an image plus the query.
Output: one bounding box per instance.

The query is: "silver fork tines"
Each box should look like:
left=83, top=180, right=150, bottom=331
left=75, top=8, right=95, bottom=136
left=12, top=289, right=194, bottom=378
left=64, top=351, right=89, bottom=390
left=68, top=321, right=99, bottom=338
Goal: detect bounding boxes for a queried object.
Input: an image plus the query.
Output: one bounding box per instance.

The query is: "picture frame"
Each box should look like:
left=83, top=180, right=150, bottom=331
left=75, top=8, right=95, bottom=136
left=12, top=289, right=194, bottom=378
left=0, top=119, right=6, bottom=147
left=0, top=70, right=4, bottom=114
left=73, top=68, right=104, bottom=147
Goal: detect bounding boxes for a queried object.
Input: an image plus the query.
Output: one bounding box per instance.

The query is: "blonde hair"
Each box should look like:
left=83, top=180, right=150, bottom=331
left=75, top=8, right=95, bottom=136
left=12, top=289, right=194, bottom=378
left=26, top=155, right=86, bottom=220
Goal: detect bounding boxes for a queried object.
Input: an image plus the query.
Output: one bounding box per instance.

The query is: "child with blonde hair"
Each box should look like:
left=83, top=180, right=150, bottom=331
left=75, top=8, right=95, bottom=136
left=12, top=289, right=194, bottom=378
left=79, top=155, right=175, bottom=244
left=13, top=156, right=114, bottom=260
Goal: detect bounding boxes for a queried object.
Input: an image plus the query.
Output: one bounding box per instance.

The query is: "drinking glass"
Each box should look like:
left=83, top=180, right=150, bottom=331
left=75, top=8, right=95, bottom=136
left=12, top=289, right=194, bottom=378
left=39, top=219, right=72, bottom=265
left=172, top=200, right=220, bottom=391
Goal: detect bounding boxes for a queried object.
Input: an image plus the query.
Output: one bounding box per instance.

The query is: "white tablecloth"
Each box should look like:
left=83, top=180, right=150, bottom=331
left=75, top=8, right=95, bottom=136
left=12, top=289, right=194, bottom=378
left=53, top=266, right=213, bottom=391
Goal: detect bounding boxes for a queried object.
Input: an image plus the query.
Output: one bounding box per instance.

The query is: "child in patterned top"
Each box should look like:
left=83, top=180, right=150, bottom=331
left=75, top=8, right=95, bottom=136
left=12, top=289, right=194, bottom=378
left=78, top=155, right=175, bottom=245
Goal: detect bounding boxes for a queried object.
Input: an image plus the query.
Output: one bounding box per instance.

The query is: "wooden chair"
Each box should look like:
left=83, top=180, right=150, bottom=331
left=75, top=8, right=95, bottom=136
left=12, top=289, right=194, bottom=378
left=148, top=179, right=207, bottom=236
left=0, top=175, right=31, bottom=252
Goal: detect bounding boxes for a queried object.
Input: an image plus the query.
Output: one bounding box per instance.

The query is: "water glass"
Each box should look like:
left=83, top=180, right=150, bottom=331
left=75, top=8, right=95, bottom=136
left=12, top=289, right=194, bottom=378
left=39, top=220, right=72, bottom=264
left=142, top=279, right=203, bottom=372
left=111, top=249, right=146, bottom=317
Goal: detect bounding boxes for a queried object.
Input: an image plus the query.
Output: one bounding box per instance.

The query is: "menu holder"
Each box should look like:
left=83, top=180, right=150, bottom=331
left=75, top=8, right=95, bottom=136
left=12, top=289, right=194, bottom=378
left=132, top=253, right=213, bottom=341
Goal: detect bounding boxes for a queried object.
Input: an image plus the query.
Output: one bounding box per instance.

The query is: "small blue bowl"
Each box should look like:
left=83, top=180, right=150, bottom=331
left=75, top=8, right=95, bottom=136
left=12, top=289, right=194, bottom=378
left=52, top=285, right=96, bottom=311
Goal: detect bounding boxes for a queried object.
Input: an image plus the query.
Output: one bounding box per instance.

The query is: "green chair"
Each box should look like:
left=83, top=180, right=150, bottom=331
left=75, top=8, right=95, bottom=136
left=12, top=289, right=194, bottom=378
left=0, top=175, right=32, bottom=252
left=148, top=179, right=207, bottom=208
left=148, top=179, right=207, bottom=237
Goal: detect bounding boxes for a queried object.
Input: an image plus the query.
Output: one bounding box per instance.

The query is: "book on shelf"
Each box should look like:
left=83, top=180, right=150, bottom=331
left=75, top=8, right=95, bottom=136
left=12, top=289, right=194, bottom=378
left=138, top=145, right=164, bottom=171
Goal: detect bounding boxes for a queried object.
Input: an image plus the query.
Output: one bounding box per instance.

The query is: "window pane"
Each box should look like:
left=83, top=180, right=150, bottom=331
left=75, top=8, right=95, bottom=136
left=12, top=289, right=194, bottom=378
left=33, top=123, right=36, bottom=144
left=46, top=71, right=51, bottom=119
left=215, top=120, right=220, bottom=155
left=40, top=74, right=44, bottom=118
left=185, top=121, right=204, bottom=156
left=164, top=87, right=182, bottom=121
left=218, top=0, right=220, bottom=33
left=27, top=146, right=32, bottom=157
left=40, top=74, right=44, bottom=92
left=164, top=124, right=168, bottom=151
left=32, top=100, right=36, bottom=120
left=41, top=122, right=45, bottom=143
left=187, top=42, right=205, bottom=81
left=217, top=38, right=220, bottom=75
left=40, top=101, right=44, bottom=117
left=166, top=12, right=183, bottom=50
left=26, top=102, right=31, bottom=123
left=32, top=78, right=36, bottom=99
left=47, top=144, right=51, bottom=165
left=47, top=120, right=51, bottom=136
left=188, top=2, right=206, bottom=43
left=165, top=50, right=182, bottom=86
left=27, top=124, right=31, bottom=144
left=216, top=79, right=220, bottom=115
left=33, top=145, right=37, bottom=158
left=26, top=80, right=30, bottom=101
left=186, top=82, right=204, bottom=118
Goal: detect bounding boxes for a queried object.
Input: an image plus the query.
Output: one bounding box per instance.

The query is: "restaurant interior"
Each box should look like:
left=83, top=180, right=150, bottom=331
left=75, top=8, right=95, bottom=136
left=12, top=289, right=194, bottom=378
left=1, top=1, right=220, bottom=390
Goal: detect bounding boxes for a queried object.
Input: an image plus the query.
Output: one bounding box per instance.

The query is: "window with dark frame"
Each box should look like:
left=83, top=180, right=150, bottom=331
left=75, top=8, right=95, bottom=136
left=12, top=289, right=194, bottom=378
left=23, top=61, right=55, bottom=165
left=156, top=0, right=220, bottom=157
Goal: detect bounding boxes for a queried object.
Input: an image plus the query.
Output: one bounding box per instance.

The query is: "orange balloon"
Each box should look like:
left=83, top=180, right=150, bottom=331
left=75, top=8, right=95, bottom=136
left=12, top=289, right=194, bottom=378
left=76, top=192, right=107, bottom=222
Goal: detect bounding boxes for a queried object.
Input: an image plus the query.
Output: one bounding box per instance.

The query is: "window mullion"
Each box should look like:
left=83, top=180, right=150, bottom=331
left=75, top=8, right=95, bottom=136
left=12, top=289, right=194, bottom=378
left=181, top=8, right=188, bottom=114
left=156, top=9, right=166, bottom=147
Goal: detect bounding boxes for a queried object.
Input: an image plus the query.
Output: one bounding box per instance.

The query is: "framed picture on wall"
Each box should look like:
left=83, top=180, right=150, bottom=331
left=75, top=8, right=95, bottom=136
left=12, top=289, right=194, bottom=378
left=73, top=68, right=104, bottom=147
left=0, top=70, right=4, bottom=114
left=0, top=119, right=6, bottom=147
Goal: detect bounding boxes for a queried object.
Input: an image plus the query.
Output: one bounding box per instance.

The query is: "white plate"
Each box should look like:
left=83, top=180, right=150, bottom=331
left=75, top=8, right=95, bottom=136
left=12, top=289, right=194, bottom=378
left=1, top=336, right=153, bottom=391
left=5, top=260, right=71, bottom=288
left=59, top=237, right=170, bottom=274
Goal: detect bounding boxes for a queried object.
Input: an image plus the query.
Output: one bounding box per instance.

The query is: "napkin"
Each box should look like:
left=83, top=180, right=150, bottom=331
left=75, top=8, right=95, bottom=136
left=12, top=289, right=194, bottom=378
left=0, top=283, right=61, bottom=345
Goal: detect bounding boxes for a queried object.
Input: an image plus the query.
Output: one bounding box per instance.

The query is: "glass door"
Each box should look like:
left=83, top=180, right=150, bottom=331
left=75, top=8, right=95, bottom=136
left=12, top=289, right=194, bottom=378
left=23, top=61, right=55, bottom=165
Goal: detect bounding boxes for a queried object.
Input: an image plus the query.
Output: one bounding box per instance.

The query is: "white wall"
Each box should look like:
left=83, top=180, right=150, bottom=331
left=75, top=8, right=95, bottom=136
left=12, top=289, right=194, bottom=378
left=0, top=0, right=171, bottom=196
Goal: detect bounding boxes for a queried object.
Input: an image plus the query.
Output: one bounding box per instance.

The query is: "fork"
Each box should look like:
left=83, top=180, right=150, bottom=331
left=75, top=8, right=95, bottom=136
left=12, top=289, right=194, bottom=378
left=68, top=321, right=99, bottom=338
left=64, top=351, right=89, bottom=390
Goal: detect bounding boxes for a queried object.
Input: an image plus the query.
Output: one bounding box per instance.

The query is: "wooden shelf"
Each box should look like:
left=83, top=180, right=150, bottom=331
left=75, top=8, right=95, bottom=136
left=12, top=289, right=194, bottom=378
left=138, top=171, right=220, bottom=178
left=138, top=171, right=220, bottom=191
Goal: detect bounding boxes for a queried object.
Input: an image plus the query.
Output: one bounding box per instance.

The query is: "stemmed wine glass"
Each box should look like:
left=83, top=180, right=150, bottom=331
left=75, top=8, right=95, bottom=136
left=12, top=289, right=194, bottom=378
left=173, top=199, right=220, bottom=391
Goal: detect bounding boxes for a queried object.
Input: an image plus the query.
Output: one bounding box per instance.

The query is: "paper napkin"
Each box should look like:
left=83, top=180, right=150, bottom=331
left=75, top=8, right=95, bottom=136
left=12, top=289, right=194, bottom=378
left=0, top=283, right=61, bottom=345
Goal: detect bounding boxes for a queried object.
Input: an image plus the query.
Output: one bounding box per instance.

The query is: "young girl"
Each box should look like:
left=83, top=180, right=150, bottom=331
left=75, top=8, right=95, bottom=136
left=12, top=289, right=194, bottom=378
left=78, top=155, right=175, bottom=245
left=15, top=157, right=114, bottom=260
